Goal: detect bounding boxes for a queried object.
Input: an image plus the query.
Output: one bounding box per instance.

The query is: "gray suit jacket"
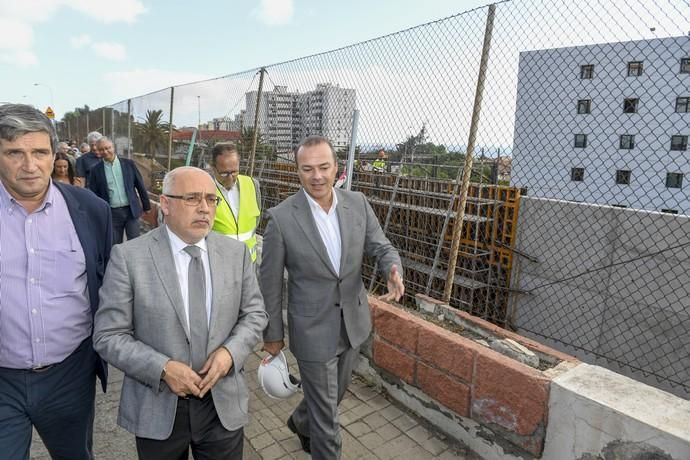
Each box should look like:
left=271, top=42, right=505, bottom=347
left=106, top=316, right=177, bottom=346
left=93, top=226, right=268, bottom=440
left=260, top=188, right=402, bottom=362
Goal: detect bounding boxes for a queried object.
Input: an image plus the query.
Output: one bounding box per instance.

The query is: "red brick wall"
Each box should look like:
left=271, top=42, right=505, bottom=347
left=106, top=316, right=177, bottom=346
left=368, top=297, right=572, bottom=457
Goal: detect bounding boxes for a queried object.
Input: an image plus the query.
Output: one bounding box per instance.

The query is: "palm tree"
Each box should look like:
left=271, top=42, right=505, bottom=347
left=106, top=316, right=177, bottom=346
left=136, top=109, right=168, bottom=163
left=238, top=126, right=274, bottom=162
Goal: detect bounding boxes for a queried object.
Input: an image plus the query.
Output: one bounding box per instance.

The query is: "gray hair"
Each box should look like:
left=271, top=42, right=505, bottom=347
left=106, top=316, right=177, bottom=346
left=162, top=166, right=213, bottom=195
left=295, top=135, right=336, bottom=165
left=86, top=131, right=102, bottom=144
left=96, top=136, right=113, bottom=146
left=0, top=104, right=58, bottom=154
left=80, top=142, right=89, bottom=149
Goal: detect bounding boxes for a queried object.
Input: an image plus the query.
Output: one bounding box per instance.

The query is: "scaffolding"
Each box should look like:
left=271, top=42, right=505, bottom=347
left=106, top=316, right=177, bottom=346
left=252, top=159, right=521, bottom=327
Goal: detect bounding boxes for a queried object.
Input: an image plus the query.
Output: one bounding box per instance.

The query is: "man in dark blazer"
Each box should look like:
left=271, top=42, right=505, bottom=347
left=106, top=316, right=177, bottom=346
left=88, top=136, right=151, bottom=244
left=0, top=103, right=112, bottom=459
left=260, top=135, right=405, bottom=459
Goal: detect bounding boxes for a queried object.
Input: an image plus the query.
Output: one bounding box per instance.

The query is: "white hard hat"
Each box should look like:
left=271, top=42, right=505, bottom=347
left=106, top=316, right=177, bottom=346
left=257, top=351, right=301, bottom=399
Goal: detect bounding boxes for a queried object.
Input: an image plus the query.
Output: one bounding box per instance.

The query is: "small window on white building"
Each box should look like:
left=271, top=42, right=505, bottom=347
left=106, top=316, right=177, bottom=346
left=580, top=64, right=594, bottom=79
left=615, top=170, right=631, bottom=185
left=577, top=99, right=591, bottom=114
left=675, top=97, right=690, bottom=113
left=670, top=135, right=688, bottom=151
left=680, top=58, right=690, bottom=74
left=574, top=134, right=587, bottom=148
left=661, top=209, right=679, bottom=214
left=623, top=98, right=639, bottom=113
left=666, top=172, right=683, bottom=189
left=619, top=134, right=635, bottom=149
left=627, top=61, right=643, bottom=76
left=571, top=167, right=585, bottom=182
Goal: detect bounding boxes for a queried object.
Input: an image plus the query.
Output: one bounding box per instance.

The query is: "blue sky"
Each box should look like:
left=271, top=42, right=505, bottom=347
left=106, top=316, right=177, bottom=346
left=1, top=0, right=490, bottom=118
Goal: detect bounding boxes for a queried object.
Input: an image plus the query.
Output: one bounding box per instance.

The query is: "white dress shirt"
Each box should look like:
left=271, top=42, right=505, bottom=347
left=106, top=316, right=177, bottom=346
left=305, top=188, right=342, bottom=274
left=166, top=227, right=213, bottom=328
left=218, top=181, right=240, bottom=218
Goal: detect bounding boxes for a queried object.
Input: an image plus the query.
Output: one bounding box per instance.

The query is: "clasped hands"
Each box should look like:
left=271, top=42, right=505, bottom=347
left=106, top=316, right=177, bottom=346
left=162, top=347, right=233, bottom=398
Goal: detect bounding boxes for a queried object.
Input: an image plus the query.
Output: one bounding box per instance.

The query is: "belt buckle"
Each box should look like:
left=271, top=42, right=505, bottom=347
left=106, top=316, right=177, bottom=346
left=31, top=364, right=54, bottom=373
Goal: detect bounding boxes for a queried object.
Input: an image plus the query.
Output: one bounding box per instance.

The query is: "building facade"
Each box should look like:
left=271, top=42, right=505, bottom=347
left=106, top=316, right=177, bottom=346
left=244, top=83, right=356, bottom=155
left=511, top=36, right=690, bottom=214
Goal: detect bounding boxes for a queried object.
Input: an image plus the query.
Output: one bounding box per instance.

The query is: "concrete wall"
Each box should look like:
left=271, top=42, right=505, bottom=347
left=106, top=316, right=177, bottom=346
left=511, top=196, right=690, bottom=400
left=543, top=363, right=690, bottom=460
left=362, top=297, right=690, bottom=459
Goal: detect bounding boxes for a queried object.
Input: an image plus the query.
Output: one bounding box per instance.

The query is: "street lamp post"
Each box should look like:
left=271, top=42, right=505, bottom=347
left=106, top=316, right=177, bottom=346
left=33, top=82, right=54, bottom=109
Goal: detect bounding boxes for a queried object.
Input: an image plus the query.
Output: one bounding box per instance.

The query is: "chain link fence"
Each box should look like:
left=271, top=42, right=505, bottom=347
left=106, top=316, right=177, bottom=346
left=61, top=0, right=690, bottom=398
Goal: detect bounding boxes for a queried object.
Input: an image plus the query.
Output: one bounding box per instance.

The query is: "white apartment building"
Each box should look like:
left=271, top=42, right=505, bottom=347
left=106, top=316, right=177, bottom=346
left=298, top=83, right=356, bottom=151
left=244, top=83, right=356, bottom=154
left=205, top=113, right=243, bottom=132
left=245, top=86, right=300, bottom=154
left=511, top=36, right=690, bottom=214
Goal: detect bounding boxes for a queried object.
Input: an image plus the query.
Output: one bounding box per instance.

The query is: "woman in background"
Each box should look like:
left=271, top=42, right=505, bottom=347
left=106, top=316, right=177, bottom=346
left=52, top=151, right=77, bottom=185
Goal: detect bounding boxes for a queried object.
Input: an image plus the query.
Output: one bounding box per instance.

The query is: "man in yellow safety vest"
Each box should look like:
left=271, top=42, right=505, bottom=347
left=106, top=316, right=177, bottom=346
left=372, top=149, right=387, bottom=173
left=210, top=142, right=262, bottom=263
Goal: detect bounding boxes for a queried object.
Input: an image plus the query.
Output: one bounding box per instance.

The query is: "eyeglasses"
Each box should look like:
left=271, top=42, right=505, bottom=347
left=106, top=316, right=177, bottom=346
left=164, top=193, right=221, bottom=207
left=215, top=168, right=239, bottom=178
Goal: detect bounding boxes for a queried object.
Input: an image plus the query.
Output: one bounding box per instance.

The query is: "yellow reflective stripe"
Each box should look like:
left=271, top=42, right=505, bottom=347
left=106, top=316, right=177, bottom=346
left=225, top=230, right=256, bottom=241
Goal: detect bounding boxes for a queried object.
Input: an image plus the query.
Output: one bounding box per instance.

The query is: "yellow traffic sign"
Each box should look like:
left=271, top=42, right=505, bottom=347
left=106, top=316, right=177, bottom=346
left=45, top=107, right=55, bottom=119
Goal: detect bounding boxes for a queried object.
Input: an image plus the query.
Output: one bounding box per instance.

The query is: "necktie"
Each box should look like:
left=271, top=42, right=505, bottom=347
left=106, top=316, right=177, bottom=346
left=184, top=245, right=208, bottom=371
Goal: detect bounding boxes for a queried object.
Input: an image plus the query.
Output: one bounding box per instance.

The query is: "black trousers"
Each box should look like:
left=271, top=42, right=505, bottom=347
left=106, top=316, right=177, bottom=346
left=135, top=394, right=243, bottom=460
left=0, top=338, right=97, bottom=460
left=110, top=205, right=140, bottom=245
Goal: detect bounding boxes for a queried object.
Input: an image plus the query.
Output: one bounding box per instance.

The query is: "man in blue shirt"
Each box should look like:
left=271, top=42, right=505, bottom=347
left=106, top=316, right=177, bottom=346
left=0, top=103, right=112, bottom=459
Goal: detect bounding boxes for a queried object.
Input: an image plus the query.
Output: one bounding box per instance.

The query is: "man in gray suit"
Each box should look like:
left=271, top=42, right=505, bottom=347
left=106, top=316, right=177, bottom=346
left=260, top=135, right=405, bottom=459
left=94, top=166, right=268, bottom=460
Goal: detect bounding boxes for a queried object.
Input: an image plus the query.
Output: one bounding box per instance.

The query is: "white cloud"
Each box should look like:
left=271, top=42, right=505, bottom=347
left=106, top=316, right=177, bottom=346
left=0, top=0, right=145, bottom=68
left=70, top=34, right=92, bottom=48
left=91, top=41, right=127, bottom=61
left=253, top=0, right=294, bottom=26
left=63, top=0, right=147, bottom=24
left=0, top=49, right=39, bottom=67
left=0, top=16, right=37, bottom=67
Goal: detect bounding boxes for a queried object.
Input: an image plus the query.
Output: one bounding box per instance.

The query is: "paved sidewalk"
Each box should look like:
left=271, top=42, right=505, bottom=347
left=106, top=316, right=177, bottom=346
left=32, top=347, right=479, bottom=459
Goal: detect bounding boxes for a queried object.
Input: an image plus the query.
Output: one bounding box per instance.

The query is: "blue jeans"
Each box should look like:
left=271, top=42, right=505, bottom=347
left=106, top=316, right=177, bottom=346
left=0, top=338, right=97, bottom=460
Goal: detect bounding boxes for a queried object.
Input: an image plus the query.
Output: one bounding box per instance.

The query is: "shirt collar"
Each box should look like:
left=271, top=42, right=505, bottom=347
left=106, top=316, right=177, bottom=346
left=166, top=226, right=208, bottom=255
left=304, top=187, right=338, bottom=215
left=0, top=179, right=55, bottom=214
left=215, top=177, right=237, bottom=193
left=104, top=155, right=119, bottom=167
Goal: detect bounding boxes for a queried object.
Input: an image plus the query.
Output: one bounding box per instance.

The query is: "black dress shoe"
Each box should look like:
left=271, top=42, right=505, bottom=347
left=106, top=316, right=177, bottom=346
left=287, top=416, right=311, bottom=453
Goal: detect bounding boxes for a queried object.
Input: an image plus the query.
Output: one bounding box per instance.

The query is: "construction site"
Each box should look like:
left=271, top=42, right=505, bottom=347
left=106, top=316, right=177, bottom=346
left=252, top=157, right=521, bottom=328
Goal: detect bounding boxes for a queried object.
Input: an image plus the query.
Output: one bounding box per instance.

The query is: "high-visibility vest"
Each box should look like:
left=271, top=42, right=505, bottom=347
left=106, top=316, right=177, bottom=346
left=213, top=175, right=260, bottom=262
left=372, top=159, right=386, bottom=172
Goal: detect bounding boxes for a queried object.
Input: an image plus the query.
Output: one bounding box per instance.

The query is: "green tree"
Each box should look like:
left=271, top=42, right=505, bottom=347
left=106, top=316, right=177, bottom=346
left=136, top=109, right=168, bottom=162
left=238, top=127, right=274, bottom=162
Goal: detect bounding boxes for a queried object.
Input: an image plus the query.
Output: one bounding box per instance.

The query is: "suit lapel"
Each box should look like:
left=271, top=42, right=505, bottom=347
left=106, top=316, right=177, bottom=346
left=293, top=189, right=338, bottom=277
left=206, top=233, right=226, bottom=341
left=57, top=184, right=97, bottom=311
left=151, top=226, right=190, bottom=340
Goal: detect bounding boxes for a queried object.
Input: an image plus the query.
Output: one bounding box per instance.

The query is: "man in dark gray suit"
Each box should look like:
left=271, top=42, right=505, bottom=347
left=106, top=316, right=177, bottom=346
left=94, top=166, right=268, bottom=460
left=260, top=135, right=404, bottom=459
